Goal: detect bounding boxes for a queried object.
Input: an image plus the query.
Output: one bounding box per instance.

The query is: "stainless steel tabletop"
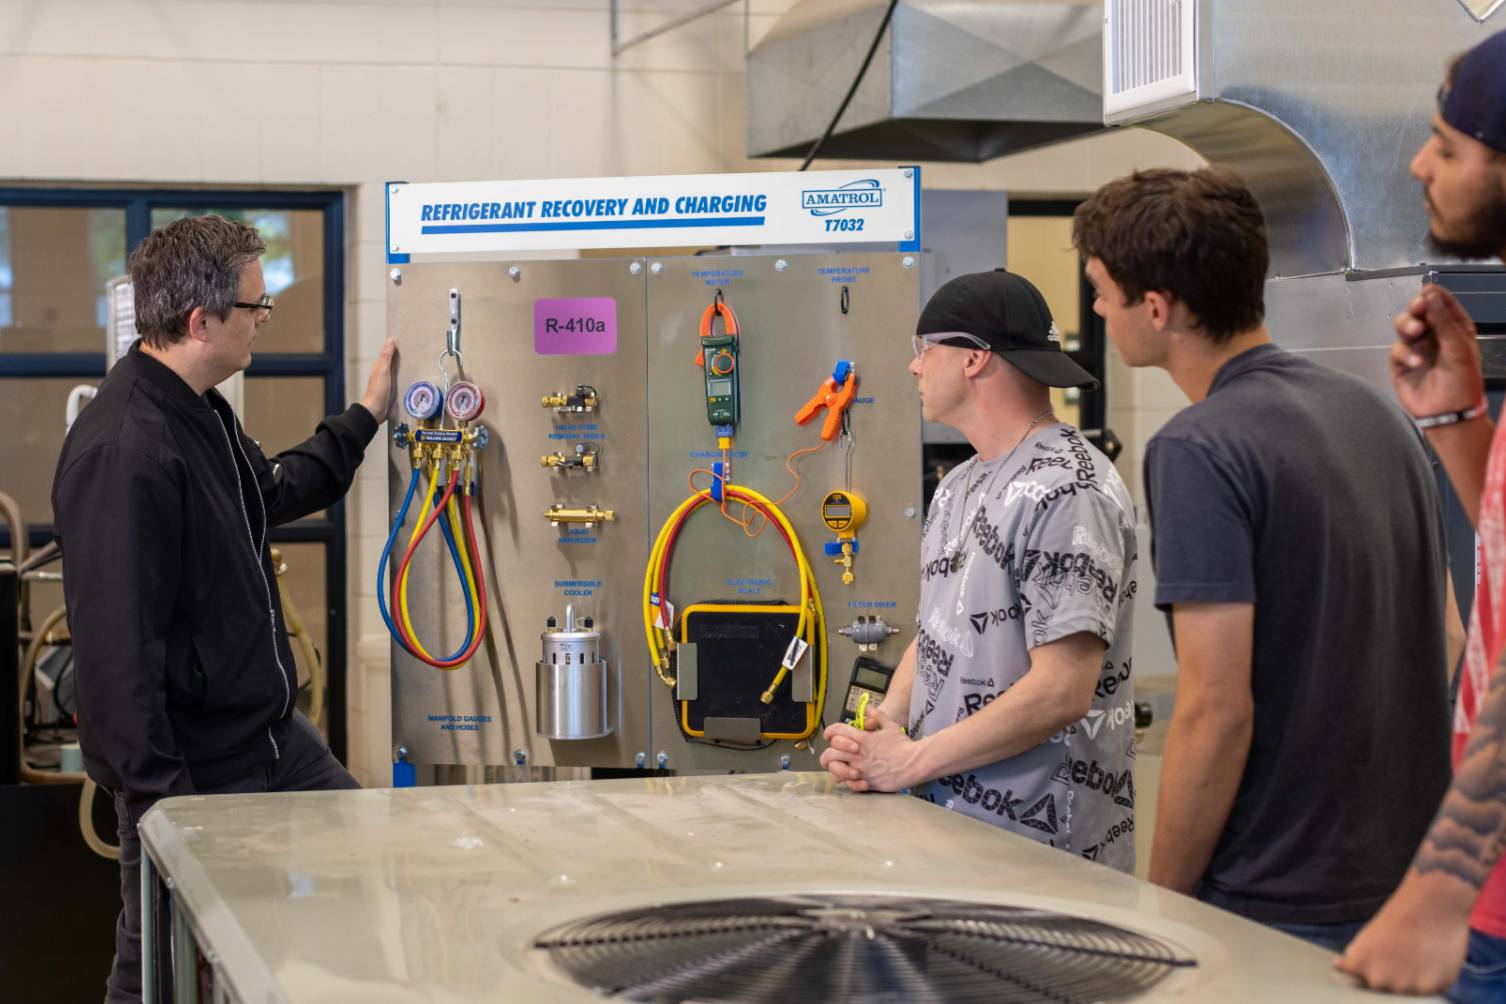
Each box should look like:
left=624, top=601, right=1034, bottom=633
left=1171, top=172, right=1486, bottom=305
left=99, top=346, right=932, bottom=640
left=138, top=771, right=1428, bottom=1002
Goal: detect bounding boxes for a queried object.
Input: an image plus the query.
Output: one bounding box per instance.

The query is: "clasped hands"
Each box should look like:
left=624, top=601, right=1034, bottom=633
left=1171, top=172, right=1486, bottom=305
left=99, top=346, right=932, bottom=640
left=819, top=707, right=922, bottom=793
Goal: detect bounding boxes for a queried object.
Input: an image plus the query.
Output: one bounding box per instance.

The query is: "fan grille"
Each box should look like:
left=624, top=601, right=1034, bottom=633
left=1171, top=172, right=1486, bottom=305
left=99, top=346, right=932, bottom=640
left=531, top=894, right=1197, bottom=1003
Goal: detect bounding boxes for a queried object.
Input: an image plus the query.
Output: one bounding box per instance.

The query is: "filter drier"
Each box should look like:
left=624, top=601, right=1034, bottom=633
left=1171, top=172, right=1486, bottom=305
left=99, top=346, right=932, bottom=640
left=536, top=605, right=612, bottom=740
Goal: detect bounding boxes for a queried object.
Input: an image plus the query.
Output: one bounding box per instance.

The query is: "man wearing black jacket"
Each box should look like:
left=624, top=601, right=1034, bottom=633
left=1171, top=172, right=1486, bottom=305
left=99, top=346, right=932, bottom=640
left=51, top=215, right=395, bottom=1004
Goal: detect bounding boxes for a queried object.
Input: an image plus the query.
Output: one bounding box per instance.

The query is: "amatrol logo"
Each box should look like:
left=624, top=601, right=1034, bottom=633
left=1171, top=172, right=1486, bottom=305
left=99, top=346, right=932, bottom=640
left=801, top=178, right=884, bottom=216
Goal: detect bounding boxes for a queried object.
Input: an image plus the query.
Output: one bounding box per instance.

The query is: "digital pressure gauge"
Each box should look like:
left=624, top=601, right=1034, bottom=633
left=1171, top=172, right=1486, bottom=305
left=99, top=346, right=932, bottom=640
left=821, top=490, right=868, bottom=533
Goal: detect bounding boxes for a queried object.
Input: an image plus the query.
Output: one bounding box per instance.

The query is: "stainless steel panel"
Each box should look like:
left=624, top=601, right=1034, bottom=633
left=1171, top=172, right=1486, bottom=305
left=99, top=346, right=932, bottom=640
left=135, top=774, right=1435, bottom=1002
left=747, top=0, right=1105, bottom=162
left=386, top=259, right=650, bottom=768
left=645, top=253, right=921, bottom=772
left=388, top=254, right=921, bottom=773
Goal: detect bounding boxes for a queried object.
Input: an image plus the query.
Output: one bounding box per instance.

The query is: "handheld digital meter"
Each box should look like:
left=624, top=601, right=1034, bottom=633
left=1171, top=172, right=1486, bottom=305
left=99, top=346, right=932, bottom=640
left=697, top=296, right=740, bottom=428
left=701, top=335, right=739, bottom=426
left=841, top=655, right=896, bottom=726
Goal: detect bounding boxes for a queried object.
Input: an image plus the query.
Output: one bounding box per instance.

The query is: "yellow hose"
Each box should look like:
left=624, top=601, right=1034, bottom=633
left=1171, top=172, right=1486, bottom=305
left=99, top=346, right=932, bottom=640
left=397, top=465, right=480, bottom=666
left=642, top=483, right=827, bottom=739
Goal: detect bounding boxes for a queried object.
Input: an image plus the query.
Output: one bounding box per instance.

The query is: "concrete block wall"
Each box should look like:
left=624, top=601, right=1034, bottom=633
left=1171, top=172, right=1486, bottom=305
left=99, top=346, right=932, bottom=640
left=0, top=0, right=1202, bottom=783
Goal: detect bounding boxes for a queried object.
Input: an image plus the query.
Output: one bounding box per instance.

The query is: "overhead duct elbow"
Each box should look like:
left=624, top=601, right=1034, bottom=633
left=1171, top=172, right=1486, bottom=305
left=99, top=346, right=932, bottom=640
left=747, top=0, right=1109, bottom=164
left=1104, top=0, right=1501, bottom=275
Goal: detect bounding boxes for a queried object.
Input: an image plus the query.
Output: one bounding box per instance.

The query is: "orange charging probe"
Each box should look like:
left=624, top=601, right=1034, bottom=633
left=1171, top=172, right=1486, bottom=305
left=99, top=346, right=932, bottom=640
left=795, top=360, right=858, bottom=441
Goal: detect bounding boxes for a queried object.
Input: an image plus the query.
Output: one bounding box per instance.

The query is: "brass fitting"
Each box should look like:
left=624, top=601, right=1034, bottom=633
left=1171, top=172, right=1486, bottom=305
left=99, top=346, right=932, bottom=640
left=545, top=504, right=615, bottom=528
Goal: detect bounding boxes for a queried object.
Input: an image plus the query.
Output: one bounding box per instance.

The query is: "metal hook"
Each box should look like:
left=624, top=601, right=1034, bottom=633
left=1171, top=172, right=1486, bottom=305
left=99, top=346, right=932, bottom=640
left=840, top=285, right=850, bottom=315
left=446, top=288, right=462, bottom=357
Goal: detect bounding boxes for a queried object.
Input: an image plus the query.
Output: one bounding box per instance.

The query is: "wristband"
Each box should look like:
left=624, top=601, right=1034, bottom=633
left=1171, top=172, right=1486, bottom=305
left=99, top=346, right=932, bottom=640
left=1414, top=399, right=1489, bottom=430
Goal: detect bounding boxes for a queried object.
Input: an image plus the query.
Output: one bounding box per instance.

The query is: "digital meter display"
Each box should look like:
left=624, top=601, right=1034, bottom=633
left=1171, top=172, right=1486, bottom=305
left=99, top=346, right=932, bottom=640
left=854, top=666, right=887, bottom=690
left=825, top=504, right=851, bottom=519
left=707, top=378, right=733, bottom=396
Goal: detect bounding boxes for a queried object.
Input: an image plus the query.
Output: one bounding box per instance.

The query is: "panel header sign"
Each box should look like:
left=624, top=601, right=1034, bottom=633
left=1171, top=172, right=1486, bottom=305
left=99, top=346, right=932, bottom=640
left=386, top=168, right=920, bottom=261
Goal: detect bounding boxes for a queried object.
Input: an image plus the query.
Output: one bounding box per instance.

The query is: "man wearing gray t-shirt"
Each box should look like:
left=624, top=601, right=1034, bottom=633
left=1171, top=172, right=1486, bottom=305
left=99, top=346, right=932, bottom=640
left=820, top=269, right=1139, bottom=872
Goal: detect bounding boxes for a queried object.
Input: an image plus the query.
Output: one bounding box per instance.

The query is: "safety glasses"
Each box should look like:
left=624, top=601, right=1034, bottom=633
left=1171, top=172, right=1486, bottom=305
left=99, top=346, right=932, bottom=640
left=911, top=331, right=991, bottom=359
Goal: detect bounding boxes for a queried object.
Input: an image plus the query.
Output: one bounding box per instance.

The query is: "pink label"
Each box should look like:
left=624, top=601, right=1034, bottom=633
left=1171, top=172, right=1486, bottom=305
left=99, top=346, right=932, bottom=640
left=534, top=297, right=617, bottom=355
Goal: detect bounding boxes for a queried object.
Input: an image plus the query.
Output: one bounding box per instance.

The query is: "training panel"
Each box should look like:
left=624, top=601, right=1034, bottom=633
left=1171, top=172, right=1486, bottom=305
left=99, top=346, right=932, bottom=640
left=384, top=253, right=920, bottom=772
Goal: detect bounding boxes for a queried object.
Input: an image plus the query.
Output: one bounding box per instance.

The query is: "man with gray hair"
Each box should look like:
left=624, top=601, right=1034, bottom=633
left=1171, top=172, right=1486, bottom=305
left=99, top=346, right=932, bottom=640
left=51, top=214, right=396, bottom=1003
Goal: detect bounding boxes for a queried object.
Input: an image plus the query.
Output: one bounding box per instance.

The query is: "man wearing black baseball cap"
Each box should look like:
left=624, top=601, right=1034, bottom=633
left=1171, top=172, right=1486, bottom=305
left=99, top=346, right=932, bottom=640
left=1339, top=28, right=1506, bottom=1000
left=820, top=269, right=1141, bottom=873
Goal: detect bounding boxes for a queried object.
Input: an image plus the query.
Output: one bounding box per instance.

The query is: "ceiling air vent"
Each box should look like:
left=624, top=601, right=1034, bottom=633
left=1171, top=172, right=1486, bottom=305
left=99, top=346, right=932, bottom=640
left=1103, top=0, right=1199, bottom=125
left=531, top=894, right=1197, bottom=1003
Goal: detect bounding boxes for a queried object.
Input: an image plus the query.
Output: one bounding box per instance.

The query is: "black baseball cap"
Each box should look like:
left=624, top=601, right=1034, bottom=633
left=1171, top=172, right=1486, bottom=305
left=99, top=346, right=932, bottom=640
left=917, top=268, right=1099, bottom=390
left=1440, top=29, right=1506, bottom=154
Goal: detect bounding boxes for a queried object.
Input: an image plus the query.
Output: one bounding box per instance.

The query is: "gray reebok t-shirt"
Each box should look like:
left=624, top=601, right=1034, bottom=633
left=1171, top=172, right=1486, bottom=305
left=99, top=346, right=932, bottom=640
left=910, top=423, right=1138, bottom=871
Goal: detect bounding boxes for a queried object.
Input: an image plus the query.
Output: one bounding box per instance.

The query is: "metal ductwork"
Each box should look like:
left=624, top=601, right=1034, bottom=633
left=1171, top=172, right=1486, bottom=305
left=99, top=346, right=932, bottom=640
left=1106, top=0, right=1500, bottom=277
left=747, top=0, right=1107, bottom=163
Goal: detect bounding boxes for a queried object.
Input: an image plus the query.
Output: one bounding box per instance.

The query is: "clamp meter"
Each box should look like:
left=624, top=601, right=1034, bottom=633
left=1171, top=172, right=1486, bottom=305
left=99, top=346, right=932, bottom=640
left=701, top=335, right=739, bottom=426
left=697, top=296, right=740, bottom=428
left=841, top=656, right=896, bottom=726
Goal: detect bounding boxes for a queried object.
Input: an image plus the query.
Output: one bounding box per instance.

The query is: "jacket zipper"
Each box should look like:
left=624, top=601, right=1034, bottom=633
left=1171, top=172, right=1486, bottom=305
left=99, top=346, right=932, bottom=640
left=213, top=415, right=291, bottom=759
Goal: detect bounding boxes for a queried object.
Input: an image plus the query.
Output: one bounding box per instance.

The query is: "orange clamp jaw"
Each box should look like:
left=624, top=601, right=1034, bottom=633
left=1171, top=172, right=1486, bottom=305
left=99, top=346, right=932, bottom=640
left=795, top=372, right=859, bottom=441
left=694, top=300, right=740, bottom=367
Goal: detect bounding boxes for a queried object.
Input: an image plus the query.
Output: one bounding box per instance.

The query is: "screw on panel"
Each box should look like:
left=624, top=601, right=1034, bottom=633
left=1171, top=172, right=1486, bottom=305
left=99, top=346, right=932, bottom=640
left=903, top=168, right=913, bottom=178
left=165, top=877, right=175, bottom=890
left=903, top=231, right=914, bottom=240
left=629, top=262, right=643, bottom=275
left=904, top=506, right=916, bottom=519
left=389, top=268, right=403, bottom=285
left=508, top=266, right=522, bottom=281
left=901, top=256, right=916, bottom=269
left=656, top=751, right=668, bottom=769
left=392, top=245, right=402, bottom=253
left=514, top=748, right=527, bottom=766
left=780, top=756, right=791, bottom=770
left=635, top=751, right=646, bottom=768
left=650, top=262, right=663, bottom=275
left=775, top=259, right=788, bottom=272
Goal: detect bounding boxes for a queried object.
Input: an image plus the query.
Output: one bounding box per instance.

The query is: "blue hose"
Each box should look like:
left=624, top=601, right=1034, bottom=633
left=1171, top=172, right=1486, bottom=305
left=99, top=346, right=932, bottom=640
left=378, top=468, right=476, bottom=660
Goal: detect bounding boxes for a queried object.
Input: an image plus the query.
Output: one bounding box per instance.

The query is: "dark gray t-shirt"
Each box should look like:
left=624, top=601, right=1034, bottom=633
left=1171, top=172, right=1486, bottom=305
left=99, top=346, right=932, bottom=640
left=912, top=423, right=1138, bottom=871
left=1145, top=343, right=1452, bottom=924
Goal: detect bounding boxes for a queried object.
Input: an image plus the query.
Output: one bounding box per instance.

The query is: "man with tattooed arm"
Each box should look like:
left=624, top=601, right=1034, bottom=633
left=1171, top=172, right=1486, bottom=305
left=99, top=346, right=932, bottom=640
left=1337, top=30, right=1506, bottom=1002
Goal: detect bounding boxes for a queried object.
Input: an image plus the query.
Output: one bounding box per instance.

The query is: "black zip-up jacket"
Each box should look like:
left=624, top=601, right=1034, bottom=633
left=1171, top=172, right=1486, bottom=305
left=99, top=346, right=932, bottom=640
left=51, top=342, right=377, bottom=803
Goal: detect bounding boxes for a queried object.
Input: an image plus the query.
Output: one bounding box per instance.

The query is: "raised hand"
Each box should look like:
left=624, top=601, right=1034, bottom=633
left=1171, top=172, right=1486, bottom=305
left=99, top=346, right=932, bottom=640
left=1391, top=284, right=1485, bottom=419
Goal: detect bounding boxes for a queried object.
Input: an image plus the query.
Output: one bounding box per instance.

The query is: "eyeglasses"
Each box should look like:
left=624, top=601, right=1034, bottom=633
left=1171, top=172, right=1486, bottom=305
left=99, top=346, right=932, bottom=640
left=911, top=331, right=991, bottom=359
left=232, top=294, right=275, bottom=322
